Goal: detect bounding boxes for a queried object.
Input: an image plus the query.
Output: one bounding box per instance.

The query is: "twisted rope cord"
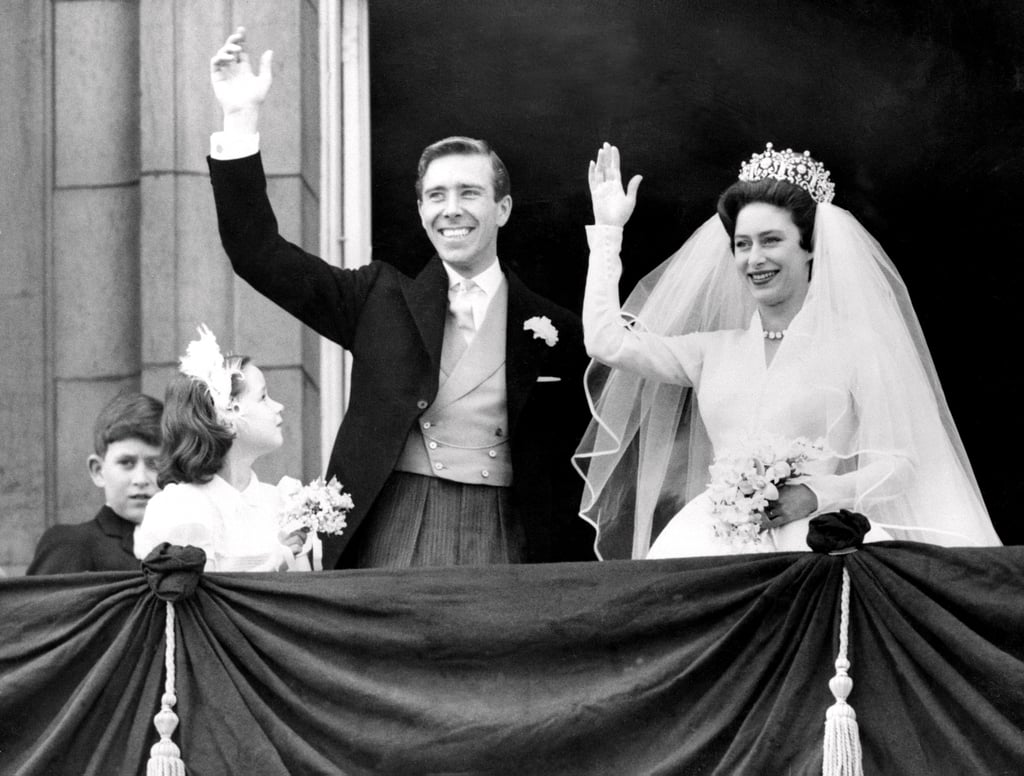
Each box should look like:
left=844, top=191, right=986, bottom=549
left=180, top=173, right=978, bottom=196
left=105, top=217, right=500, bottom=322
left=147, top=600, right=186, bottom=775
left=823, top=566, right=864, bottom=776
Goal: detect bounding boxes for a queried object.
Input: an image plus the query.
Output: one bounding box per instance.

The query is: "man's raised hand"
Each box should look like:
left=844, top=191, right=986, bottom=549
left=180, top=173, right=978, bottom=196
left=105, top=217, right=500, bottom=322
left=210, top=27, right=273, bottom=132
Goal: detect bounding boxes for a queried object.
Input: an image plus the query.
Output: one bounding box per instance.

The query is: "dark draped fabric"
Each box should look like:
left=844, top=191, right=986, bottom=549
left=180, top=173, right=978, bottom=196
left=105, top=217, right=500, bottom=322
left=2, top=544, right=1023, bottom=775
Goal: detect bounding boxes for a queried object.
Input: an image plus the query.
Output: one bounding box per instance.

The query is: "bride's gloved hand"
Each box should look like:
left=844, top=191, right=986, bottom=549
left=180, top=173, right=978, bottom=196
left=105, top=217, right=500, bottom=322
left=761, top=483, right=818, bottom=531
left=588, top=142, right=642, bottom=228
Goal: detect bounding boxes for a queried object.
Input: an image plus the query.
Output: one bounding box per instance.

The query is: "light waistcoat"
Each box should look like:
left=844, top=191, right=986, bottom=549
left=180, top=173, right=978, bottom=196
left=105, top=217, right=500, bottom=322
left=395, top=280, right=512, bottom=486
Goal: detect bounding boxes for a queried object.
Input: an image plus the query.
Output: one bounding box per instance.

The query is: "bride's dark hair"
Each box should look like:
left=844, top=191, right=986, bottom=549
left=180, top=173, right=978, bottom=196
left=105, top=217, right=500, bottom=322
left=716, top=179, right=817, bottom=252
left=158, top=356, right=250, bottom=487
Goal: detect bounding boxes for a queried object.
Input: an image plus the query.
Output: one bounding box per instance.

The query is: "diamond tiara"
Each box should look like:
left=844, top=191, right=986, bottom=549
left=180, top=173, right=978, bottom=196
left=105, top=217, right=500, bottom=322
left=738, top=142, right=835, bottom=204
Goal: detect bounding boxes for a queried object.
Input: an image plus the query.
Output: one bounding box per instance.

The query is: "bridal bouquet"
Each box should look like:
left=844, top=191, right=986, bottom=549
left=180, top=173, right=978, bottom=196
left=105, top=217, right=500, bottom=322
left=277, top=475, right=353, bottom=536
left=707, top=435, right=826, bottom=546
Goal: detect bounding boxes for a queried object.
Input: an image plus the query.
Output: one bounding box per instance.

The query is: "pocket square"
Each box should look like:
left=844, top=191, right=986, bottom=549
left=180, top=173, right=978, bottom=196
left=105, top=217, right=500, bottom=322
left=536, top=376, right=561, bottom=383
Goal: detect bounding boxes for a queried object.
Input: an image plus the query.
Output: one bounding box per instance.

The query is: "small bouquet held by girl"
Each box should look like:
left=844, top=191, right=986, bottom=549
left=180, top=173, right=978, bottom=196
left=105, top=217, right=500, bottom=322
left=277, top=475, right=353, bottom=539
left=707, top=434, right=827, bottom=546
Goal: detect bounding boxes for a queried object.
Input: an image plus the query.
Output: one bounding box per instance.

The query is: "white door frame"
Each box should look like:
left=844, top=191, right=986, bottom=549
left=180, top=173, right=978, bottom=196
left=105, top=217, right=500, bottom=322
left=318, top=0, right=371, bottom=472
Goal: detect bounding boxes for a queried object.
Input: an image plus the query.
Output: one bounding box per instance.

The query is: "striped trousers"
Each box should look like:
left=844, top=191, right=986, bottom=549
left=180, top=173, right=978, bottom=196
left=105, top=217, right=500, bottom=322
left=352, top=472, right=526, bottom=568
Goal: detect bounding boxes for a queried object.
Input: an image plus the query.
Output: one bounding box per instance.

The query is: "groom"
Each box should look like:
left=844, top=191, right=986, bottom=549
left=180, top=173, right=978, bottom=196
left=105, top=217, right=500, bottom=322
left=207, top=29, right=594, bottom=568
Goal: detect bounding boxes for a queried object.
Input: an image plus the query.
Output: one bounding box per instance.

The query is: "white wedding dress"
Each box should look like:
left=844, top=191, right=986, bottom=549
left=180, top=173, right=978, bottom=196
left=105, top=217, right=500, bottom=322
left=582, top=225, right=899, bottom=559
left=577, top=204, right=1001, bottom=560
left=642, top=311, right=895, bottom=558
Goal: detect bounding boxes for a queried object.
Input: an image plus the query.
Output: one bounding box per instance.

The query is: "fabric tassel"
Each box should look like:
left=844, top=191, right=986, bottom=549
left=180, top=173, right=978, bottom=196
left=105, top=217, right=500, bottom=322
left=147, top=600, right=186, bottom=776
left=823, top=566, right=864, bottom=776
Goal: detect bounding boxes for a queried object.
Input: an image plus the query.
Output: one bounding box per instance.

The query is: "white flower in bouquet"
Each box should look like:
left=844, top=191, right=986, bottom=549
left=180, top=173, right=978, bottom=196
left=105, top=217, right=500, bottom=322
left=707, top=434, right=827, bottom=546
left=277, top=475, right=353, bottom=536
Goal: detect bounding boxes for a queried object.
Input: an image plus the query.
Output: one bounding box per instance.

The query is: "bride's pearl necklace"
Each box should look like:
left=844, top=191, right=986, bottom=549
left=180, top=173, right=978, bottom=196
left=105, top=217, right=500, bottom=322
left=763, top=329, right=786, bottom=341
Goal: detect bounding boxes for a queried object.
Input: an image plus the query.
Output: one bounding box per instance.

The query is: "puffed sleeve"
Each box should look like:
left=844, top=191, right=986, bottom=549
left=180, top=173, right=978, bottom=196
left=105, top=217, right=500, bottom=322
left=584, top=225, right=703, bottom=386
left=134, top=485, right=222, bottom=572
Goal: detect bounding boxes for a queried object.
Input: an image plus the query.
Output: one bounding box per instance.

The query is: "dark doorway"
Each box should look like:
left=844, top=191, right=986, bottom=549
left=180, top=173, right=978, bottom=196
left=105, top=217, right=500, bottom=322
left=369, top=0, right=1024, bottom=543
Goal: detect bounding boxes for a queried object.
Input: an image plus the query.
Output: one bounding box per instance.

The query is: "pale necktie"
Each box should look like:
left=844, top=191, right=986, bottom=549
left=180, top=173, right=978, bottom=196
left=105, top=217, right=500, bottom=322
left=449, top=279, right=480, bottom=345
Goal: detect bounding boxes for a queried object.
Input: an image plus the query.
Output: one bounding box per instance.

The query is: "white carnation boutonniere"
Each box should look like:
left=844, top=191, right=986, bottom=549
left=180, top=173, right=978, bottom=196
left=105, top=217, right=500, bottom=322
left=523, top=315, right=559, bottom=347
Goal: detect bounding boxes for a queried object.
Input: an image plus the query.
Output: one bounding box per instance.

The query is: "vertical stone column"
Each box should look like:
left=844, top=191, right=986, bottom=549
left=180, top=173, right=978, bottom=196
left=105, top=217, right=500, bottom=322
left=0, top=1, right=50, bottom=573
left=52, top=0, right=142, bottom=524
left=139, top=0, right=321, bottom=484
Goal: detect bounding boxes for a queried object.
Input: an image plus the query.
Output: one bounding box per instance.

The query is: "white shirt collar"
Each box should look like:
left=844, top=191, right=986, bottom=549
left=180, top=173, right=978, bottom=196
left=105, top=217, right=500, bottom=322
left=443, top=259, right=504, bottom=299
left=207, top=470, right=265, bottom=507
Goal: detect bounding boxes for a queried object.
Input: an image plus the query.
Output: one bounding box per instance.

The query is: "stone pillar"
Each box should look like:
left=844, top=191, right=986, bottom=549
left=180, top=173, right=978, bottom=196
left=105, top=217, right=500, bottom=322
left=139, top=0, right=322, bottom=485
left=0, top=0, right=322, bottom=575
left=52, top=0, right=143, bottom=525
left=0, top=2, right=50, bottom=574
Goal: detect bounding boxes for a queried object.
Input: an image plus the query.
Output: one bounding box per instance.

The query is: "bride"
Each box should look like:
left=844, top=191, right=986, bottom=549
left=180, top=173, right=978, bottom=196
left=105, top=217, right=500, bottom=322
left=574, top=142, right=1002, bottom=559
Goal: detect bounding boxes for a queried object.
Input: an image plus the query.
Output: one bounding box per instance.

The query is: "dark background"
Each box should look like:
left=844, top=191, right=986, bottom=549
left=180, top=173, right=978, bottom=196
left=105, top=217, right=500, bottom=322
left=369, top=0, right=1024, bottom=544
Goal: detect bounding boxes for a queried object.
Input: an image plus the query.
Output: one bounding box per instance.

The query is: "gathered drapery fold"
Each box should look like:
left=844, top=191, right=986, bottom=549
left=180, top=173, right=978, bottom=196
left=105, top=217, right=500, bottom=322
left=2, top=544, right=1023, bottom=775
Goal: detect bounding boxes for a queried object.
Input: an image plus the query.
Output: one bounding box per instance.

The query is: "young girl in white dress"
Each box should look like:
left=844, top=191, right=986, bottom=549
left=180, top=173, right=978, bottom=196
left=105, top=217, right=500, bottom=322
left=135, top=326, right=320, bottom=571
left=575, top=143, right=1002, bottom=560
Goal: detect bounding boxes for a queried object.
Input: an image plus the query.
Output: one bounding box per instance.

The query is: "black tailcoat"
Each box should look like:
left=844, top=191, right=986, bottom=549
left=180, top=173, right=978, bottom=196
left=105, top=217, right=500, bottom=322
left=208, top=154, right=594, bottom=567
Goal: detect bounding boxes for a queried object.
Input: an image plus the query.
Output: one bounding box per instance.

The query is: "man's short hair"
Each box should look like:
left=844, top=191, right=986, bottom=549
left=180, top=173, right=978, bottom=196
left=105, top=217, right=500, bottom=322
left=415, top=136, right=511, bottom=202
left=93, top=391, right=163, bottom=456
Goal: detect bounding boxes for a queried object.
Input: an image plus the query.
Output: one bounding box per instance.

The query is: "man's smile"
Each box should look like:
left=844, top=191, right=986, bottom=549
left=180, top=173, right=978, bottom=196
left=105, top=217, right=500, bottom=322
left=439, top=226, right=473, bottom=239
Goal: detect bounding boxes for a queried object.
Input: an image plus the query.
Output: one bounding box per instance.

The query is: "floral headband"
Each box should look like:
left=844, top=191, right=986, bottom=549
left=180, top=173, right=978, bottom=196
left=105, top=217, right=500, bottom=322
left=178, top=324, right=242, bottom=417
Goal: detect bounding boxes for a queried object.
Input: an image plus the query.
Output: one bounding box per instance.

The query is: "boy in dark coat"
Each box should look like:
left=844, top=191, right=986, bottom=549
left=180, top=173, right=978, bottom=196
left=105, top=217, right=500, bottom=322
left=27, top=392, right=163, bottom=574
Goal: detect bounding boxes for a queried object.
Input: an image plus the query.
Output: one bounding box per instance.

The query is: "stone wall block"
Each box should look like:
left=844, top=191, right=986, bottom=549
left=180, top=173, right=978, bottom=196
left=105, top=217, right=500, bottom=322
left=53, top=186, right=141, bottom=378
left=139, top=0, right=178, bottom=172
left=140, top=174, right=179, bottom=365
left=142, top=363, right=178, bottom=405
left=175, top=174, right=234, bottom=345
left=55, top=0, right=140, bottom=187
left=234, top=279, right=302, bottom=368
left=0, top=0, right=49, bottom=574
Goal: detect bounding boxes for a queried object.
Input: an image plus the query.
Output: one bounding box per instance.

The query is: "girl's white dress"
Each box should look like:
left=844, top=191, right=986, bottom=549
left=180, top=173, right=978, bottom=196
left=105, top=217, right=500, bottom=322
left=134, top=471, right=319, bottom=572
